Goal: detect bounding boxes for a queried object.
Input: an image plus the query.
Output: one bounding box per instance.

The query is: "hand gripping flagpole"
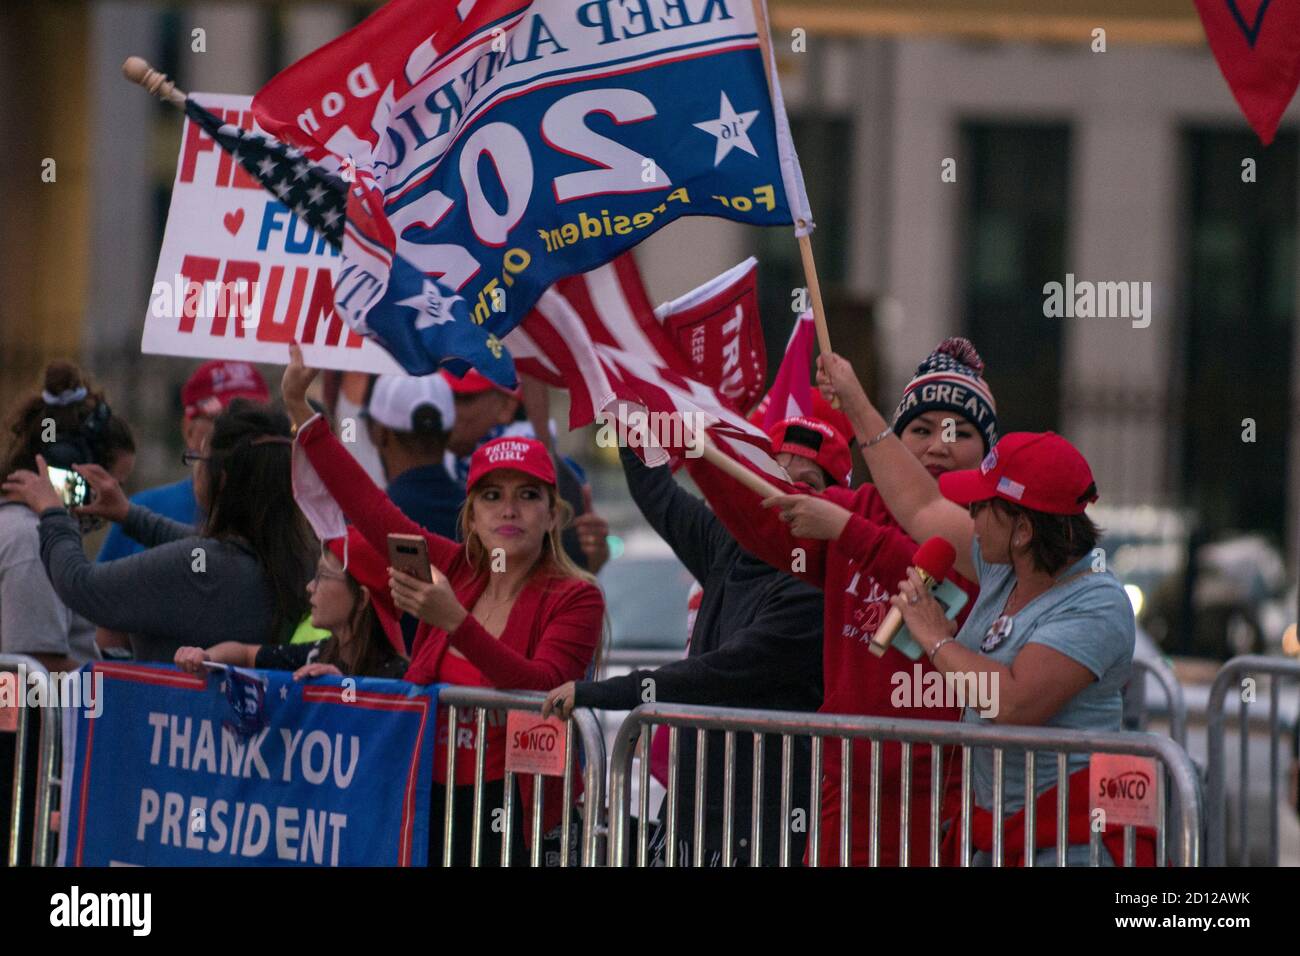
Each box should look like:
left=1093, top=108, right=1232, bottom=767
left=122, top=56, right=188, bottom=109
left=748, top=0, right=834, bottom=361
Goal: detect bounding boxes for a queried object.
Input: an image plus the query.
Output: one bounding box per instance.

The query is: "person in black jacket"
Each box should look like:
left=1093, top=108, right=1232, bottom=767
left=544, top=445, right=824, bottom=866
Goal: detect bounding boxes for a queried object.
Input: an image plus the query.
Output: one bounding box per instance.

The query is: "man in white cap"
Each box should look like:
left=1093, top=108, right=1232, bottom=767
left=365, top=373, right=464, bottom=542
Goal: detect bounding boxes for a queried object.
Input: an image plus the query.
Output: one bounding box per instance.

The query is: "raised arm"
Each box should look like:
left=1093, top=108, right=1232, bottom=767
left=574, top=576, right=823, bottom=709
left=818, top=353, right=976, bottom=580
left=120, top=503, right=197, bottom=548
left=684, top=455, right=828, bottom=588
left=282, top=344, right=460, bottom=573
left=620, top=446, right=730, bottom=583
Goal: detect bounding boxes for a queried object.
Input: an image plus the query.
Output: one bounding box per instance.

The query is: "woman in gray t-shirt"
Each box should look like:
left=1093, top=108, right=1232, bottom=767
left=873, top=430, right=1137, bottom=866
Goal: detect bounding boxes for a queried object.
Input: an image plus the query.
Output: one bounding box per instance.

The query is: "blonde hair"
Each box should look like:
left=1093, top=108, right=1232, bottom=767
left=457, top=483, right=608, bottom=672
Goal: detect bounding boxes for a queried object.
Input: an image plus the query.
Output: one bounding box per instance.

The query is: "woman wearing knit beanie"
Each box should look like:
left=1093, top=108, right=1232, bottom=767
left=683, top=337, right=998, bottom=866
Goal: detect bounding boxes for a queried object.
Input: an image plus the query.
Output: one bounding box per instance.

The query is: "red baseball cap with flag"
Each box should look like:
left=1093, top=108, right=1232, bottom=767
left=938, top=431, right=1098, bottom=515
left=466, top=436, right=556, bottom=492
left=325, top=527, right=404, bottom=657
left=182, top=360, right=270, bottom=419
left=768, top=416, right=852, bottom=487
left=440, top=368, right=522, bottom=400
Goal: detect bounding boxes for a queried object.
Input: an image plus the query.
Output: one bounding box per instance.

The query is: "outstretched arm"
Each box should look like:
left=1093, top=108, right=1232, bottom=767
left=817, top=353, right=976, bottom=580
left=283, top=343, right=461, bottom=573
left=683, top=456, right=829, bottom=588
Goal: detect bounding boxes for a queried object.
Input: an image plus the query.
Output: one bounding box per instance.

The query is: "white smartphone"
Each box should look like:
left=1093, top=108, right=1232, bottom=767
left=47, top=466, right=89, bottom=508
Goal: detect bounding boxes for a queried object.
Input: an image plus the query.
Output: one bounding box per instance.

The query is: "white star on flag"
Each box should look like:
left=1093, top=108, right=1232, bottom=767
left=322, top=208, right=342, bottom=228
left=292, top=161, right=311, bottom=182
left=280, top=684, right=289, bottom=700
left=305, top=183, right=327, bottom=206
left=256, top=155, right=278, bottom=178
left=397, top=278, right=462, bottom=330
left=694, top=92, right=760, bottom=166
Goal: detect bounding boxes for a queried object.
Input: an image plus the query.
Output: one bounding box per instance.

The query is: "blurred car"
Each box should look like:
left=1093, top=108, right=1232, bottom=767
left=598, top=529, right=695, bottom=654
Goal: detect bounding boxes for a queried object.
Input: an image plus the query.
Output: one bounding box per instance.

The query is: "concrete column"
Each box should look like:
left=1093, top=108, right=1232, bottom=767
left=85, top=1, right=164, bottom=358
left=1060, top=115, right=1179, bottom=507
left=883, top=41, right=960, bottom=404
left=282, top=3, right=352, bottom=64
left=181, top=3, right=266, bottom=94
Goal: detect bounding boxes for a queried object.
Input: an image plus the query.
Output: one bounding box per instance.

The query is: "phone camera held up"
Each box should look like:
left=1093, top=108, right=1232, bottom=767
left=43, top=397, right=112, bottom=532
left=47, top=466, right=90, bottom=509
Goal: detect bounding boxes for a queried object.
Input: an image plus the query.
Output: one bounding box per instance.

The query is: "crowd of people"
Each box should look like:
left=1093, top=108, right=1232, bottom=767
left=0, top=333, right=1147, bottom=867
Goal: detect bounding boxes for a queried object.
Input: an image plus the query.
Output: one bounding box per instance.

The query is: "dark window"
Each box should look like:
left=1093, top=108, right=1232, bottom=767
left=959, top=123, right=1071, bottom=433
left=1180, top=129, right=1296, bottom=538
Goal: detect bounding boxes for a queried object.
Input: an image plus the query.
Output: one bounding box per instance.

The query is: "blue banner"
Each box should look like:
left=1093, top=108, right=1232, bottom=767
left=59, top=663, right=437, bottom=867
left=253, top=0, right=813, bottom=381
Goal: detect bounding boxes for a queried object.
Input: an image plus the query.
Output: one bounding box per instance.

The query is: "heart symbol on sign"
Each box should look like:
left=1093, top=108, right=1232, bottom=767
left=223, top=209, right=245, bottom=236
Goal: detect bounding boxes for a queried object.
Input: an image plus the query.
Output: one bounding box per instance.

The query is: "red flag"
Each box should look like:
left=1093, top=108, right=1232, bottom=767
left=755, top=311, right=815, bottom=430
left=506, top=257, right=789, bottom=485
left=1194, top=0, right=1300, bottom=145
left=654, top=258, right=767, bottom=415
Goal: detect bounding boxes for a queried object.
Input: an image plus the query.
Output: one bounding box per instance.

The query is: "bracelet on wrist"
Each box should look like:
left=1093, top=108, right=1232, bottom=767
left=929, top=637, right=957, bottom=662
left=864, top=425, right=893, bottom=449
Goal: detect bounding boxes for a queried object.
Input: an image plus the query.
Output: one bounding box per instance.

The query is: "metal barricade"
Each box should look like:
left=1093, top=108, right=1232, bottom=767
left=607, top=703, right=1201, bottom=867
left=1206, top=655, right=1300, bottom=866
left=435, top=686, right=606, bottom=867
left=1126, top=656, right=1188, bottom=749
left=0, top=655, right=60, bottom=867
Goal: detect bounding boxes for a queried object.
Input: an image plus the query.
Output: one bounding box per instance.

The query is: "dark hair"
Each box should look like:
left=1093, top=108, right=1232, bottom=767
left=202, top=399, right=313, bottom=642
left=1, top=361, right=131, bottom=477
left=389, top=403, right=449, bottom=458
left=316, top=574, right=406, bottom=678
left=989, top=498, right=1101, bottom=575
left=101, top=416, right=136, bottom=471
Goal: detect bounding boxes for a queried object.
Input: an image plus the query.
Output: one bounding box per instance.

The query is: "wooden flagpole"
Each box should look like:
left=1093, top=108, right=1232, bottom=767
left=122, top=56, right=187, bottom=109
left=749, top=0, right=834, bottom=360
left=697, top=435, right=784, bottom=499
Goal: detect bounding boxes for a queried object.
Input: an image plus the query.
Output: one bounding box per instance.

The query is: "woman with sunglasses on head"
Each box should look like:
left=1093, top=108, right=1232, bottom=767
left=282, top=344, right=604, bottom=866
left=174, top=527, right=408, bottom=681
left=818, top=353, right=1143, bottom=866
left=3, top=399, right=314, bottom=662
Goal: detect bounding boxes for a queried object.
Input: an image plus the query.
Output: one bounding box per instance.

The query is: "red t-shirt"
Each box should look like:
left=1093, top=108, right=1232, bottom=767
left=297, top=416, right=603, bottom=826
left=687, top=460, right=978, bottom=866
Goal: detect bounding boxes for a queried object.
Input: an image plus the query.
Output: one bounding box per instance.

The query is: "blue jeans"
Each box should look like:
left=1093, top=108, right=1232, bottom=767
left=972, top=842, right=1113, bottom=867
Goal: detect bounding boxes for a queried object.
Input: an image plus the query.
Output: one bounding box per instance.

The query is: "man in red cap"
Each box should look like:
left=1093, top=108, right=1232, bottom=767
left=98, top=360, right=269, bottom=562
left=768, top=415, right=853, bottom=491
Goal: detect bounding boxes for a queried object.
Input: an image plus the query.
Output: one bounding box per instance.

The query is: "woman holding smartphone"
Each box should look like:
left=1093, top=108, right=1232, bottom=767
left=282, top=344, right=604, bottom=866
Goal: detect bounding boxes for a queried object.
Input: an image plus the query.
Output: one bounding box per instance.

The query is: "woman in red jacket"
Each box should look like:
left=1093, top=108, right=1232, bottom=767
left=686, top=338, right=997, bottom=865
left=282, top=346, right=604, bottom=866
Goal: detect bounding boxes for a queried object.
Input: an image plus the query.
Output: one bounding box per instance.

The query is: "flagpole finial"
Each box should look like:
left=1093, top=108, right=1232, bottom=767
left=122, top=56, right=187, bottom=107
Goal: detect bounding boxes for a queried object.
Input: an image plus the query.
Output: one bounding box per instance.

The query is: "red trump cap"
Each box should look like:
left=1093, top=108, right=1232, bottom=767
left=938, top=431, right=1098, bottom=515
left=466, top=436, right=556, bottom=492
left=768, top=416, right=852, bottom=487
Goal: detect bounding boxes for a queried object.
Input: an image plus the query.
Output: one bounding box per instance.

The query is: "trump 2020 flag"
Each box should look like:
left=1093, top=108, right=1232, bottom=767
left=181, top=99, right=515, bottom=386
left=252, top=0, right=813, bottom=360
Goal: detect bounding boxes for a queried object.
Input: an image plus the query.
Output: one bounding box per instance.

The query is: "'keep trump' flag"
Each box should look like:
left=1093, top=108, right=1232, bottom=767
left=252, top=0, right=812, bottom=367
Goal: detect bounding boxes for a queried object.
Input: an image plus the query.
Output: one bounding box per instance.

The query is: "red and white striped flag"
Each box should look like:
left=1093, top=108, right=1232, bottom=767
left=507, top=254, right=788, bottom=486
